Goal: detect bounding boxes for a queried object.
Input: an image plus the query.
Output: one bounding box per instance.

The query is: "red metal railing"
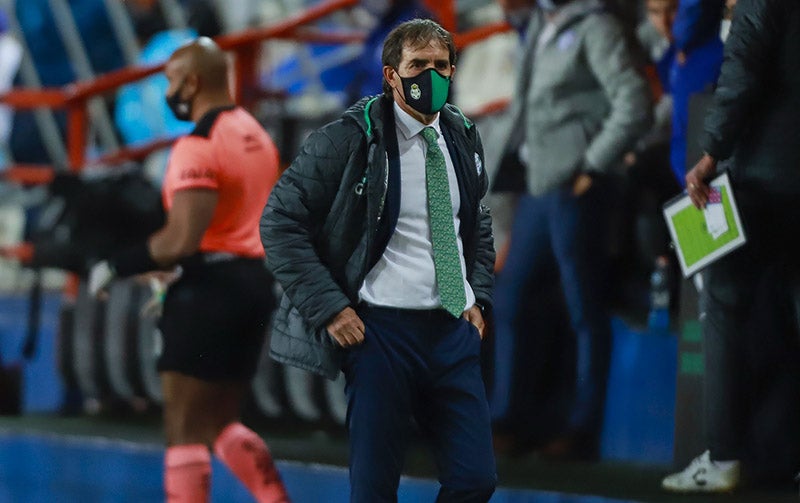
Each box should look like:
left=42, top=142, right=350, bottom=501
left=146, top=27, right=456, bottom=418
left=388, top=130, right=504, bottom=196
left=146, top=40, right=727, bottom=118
left=0, top=0, right=511, bottom=178
left=0, top=0, right=361, bottom=173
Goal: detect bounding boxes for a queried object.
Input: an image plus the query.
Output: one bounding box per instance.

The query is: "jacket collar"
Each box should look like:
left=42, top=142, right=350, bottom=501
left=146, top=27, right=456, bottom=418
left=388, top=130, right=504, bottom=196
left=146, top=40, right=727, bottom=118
left=393, top=101, right=442, bottom=141
left=344, top=94, right=473, bottom=143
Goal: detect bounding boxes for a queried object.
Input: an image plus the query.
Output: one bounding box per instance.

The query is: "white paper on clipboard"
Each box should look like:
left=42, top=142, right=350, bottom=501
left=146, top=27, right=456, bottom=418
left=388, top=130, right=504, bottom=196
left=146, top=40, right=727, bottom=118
left=662, top=171, right=747, bottom=277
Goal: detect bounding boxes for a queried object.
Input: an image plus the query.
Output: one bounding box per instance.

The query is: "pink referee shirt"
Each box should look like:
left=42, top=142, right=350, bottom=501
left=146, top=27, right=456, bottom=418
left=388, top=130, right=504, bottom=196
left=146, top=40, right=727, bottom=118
left=162, top=107, right=279, bottom=258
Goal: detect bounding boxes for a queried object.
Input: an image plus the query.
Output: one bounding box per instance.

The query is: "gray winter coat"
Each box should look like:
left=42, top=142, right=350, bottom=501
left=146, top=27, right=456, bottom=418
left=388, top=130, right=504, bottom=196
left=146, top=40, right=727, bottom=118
left=260, top=96, right=495, bottom=379
left=502, top=0, right=652, bottom=195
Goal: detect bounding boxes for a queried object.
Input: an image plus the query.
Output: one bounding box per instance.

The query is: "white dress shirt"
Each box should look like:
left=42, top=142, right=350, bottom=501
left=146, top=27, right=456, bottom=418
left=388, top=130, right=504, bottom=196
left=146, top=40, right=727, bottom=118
left=358, top=102, right=476, bottom=312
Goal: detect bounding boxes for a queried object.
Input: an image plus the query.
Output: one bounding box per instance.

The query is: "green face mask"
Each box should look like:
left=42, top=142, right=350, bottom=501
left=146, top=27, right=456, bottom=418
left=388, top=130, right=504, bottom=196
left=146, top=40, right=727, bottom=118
left=399, top=68, right=450, bottom=114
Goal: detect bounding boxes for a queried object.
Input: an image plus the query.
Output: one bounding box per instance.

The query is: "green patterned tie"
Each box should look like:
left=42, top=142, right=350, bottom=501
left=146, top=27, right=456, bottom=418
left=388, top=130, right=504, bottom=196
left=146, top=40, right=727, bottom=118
left=421, top=126, right=467, bottom=317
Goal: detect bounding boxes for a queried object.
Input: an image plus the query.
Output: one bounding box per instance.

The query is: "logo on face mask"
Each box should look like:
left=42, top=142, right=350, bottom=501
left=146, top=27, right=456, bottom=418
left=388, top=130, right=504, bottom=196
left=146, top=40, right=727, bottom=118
left=399, top=67, right=450, bottom=115
left=410, top=83, right=421, bottom=100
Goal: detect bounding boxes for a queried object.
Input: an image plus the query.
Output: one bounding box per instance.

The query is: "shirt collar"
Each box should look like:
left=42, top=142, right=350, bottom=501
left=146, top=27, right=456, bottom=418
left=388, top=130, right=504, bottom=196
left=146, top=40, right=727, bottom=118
left=393, top=101, right=442, bottom=141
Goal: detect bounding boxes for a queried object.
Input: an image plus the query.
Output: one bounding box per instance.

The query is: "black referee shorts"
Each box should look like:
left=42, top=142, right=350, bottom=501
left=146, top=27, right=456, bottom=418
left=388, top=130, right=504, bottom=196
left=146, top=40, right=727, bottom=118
left=157, top=257, right=274, bottom=381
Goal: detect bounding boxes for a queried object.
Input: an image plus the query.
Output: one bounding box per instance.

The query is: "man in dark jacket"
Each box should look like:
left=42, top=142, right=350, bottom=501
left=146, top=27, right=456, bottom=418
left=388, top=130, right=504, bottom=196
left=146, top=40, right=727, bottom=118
left=261, top=18, right=497, bottom=503
left=663, top=0, right=800, bottom=493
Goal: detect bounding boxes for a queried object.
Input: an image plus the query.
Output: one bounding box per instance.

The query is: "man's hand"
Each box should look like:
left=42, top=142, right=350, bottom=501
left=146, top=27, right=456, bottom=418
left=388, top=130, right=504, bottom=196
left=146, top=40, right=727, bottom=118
left=685, top=153, right=718, bottom=208
left=326, top=307, right=365, bottom=347
left=88, top=260, right=115, bottom=298
left=463, top=305, right=486, bottom=339
left=572, top=172, right=594, bottom=196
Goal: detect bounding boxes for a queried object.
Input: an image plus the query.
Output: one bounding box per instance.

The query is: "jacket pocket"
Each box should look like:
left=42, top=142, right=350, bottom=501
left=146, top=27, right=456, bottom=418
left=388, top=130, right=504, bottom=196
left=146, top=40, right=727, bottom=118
left=528, top=121, right=588, bottom=191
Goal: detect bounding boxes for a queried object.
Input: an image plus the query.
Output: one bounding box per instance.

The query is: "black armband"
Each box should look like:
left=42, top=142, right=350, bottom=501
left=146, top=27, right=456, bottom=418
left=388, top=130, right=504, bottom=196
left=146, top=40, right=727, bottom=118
left=110, top=242, right=160, bottom=278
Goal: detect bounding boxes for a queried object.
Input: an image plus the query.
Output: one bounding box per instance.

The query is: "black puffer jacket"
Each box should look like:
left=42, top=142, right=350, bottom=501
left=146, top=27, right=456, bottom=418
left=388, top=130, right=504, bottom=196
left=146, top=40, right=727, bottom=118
left=261, top=95, right=495, bottom=379
left=700, top=0, right=800, bottom=193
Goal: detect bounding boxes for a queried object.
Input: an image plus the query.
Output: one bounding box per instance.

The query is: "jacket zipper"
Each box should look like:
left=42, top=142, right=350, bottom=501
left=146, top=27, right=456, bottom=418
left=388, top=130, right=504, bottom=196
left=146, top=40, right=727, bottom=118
left=358, top=141, right=389, bottom=283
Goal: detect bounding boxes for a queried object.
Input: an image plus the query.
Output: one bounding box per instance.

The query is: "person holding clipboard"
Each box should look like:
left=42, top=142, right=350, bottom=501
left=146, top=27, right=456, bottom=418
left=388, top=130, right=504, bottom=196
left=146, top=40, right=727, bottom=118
left=661, top=0, right=800, bottom=494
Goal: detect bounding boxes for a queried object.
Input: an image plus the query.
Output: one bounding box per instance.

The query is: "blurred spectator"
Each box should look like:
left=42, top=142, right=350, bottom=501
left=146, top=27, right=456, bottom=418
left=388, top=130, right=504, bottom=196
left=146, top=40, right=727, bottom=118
left=667, top=0, right=725, bottom=185
left=489, top=0, right=651, bottom=460
left=662, top=0, right=800, bottom=493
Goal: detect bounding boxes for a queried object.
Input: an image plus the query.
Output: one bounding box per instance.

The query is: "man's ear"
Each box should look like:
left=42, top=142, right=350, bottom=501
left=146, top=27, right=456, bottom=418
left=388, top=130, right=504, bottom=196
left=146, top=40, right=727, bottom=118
left=382, top=65, right=396, bottom=88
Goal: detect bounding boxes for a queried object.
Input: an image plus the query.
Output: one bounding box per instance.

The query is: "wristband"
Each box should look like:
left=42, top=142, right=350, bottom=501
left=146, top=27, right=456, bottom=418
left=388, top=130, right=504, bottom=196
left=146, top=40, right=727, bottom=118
left=110, top=242, right=160, bottom=278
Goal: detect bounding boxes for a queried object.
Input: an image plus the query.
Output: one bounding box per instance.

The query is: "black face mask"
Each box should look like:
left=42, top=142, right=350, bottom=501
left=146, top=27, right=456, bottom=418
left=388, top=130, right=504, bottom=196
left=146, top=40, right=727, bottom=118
left=165, top=79, right=192, bottom=122
left=398, top=67, right=451, bottom=115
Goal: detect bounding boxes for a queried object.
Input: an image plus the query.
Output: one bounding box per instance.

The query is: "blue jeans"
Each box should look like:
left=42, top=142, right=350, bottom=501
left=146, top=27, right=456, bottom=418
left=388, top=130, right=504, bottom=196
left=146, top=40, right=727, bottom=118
left=490, top=181, right=613, bottom=440
left=343, top=306, right=497, bottom=503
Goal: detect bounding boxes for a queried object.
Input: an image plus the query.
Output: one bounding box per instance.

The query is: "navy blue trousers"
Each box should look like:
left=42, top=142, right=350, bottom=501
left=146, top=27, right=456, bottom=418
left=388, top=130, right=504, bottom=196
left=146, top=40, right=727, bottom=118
left=342, top=305, right=497, bottom=503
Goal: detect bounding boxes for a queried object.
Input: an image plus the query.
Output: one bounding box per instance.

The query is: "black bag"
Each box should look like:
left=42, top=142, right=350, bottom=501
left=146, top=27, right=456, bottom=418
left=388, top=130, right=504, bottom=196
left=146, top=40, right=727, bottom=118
left=29, top=169, right=164, bottom=275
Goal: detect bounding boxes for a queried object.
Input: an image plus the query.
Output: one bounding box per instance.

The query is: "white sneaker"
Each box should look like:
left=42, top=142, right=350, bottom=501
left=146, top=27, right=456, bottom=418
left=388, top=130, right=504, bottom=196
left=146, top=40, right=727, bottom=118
left=661, top=450, right=740, bottom=493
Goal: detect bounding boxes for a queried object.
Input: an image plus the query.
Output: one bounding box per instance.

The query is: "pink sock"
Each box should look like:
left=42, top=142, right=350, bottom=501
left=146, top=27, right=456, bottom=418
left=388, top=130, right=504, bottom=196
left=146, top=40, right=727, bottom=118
left=164, top=444, right=211, bottom=503
left=213, top=422, right=290, bottom=503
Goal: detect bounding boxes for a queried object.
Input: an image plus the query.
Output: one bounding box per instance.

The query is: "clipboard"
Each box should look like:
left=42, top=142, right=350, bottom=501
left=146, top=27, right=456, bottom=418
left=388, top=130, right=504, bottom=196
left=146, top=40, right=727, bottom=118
left=662, top=171, right=747, bottom=277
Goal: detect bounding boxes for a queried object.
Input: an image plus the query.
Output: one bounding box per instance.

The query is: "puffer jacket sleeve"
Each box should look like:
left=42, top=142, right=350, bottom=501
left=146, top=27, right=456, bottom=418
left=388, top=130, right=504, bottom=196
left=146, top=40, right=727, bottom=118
left=261, top=123, right=357, bottom=330
left=469, top=127, right=496, bottom=309
left=700, top=0, right=779, bottom=161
